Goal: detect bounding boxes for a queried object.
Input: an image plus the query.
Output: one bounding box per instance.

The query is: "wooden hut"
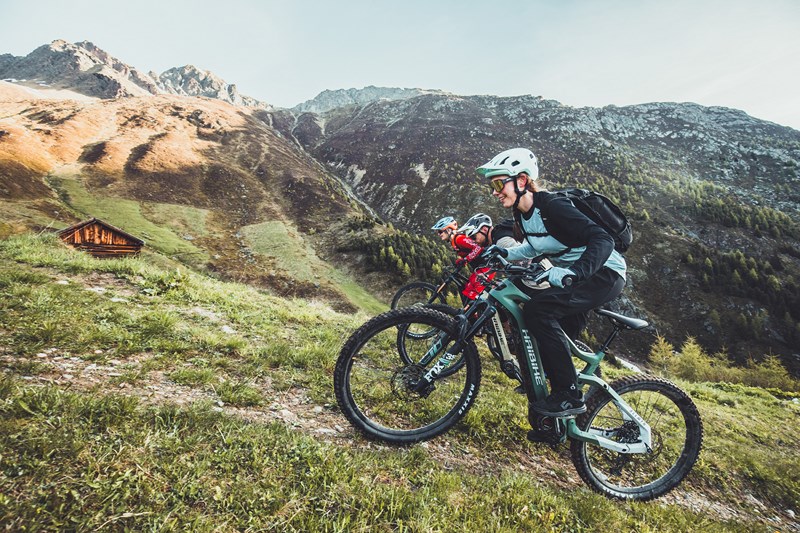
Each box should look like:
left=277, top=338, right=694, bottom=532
left=58, top=218, right=144, bottom=258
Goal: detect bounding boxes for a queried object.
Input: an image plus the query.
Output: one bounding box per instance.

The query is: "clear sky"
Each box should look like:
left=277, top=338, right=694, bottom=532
left=1, top=0, right=799, bottom=130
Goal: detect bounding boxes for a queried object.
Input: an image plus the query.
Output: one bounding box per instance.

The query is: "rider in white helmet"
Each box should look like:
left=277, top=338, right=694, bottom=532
left=432, top=216, right=483, bottom=268
left=458, top=212, right=518, bottom=250
left=477, top=147, right=627, bottom=436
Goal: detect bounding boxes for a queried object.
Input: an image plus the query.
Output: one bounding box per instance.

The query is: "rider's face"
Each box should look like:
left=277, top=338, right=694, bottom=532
left=437, top=229, right=451, bottom=240
left=473, top=229, right=487, bottom=246
left=491, top=175, right=521, bottom=208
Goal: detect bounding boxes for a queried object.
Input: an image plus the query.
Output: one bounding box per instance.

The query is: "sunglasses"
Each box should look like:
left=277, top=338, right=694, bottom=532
left=489, top=176, right=515, bottom=193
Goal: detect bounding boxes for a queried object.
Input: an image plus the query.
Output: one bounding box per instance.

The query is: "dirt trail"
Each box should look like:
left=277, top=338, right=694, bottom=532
left=5, top=346, right=796, bottom=532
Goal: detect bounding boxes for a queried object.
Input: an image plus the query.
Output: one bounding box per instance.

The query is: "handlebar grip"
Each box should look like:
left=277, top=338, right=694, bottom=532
left=563, top=276, right=576, bottom=287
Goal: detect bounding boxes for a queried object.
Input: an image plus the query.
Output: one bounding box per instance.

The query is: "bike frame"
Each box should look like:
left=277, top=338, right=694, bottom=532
left=415, top=265, right=652, bottom=454
left=429, top=268, right=470, bottom=304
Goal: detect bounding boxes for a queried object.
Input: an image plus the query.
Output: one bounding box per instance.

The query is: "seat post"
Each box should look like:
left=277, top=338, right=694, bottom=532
left=598, top=323, right=623, bottom=353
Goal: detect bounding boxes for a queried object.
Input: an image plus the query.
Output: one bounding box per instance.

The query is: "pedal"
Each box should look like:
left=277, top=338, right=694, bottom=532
left=526, top=428, right=561, bottom=447
left=527, top=413, right=565, bottom=447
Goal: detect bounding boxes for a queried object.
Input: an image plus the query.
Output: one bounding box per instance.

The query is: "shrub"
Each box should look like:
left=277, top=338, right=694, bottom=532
left=647, top=336, right=799, bottom=392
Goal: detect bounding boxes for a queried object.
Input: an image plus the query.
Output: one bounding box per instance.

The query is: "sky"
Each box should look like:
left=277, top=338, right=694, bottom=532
left=1, top=0, right=799, bottom=130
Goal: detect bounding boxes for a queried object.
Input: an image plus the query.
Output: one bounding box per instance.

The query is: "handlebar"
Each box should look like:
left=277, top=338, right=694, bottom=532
left=484, top=254, right=578, bottom=289
left=487, top=255, right=546, bottom=280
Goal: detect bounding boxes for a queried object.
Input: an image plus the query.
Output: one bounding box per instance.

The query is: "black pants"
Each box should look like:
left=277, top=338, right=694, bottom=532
left=521, top=267, right=625, bottom=393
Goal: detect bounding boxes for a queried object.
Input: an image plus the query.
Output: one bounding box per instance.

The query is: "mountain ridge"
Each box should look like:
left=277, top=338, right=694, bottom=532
left=1, top=39, right=799, bottom=371
left=292, top=86, right=450, bottom=114
left=0, top=40, right=271, bottom=108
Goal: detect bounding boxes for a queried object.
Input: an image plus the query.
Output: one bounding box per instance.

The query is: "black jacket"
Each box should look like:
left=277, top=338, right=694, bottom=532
left=514, top=191, right=615, bottom=281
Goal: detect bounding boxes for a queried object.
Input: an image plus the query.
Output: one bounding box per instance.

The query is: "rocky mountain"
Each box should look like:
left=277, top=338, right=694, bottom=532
left=2, top=39, right=799, bottom=371
left=156, top=65, right=270, bottom=109
left=292, top=86, right=447, bottom=114
left=283, top=93, right=800, bottom=367
left=0, top=40, right=269, bottom=108
left=0, top=40, right=160, bottom=98
left=295, top=94, right=800, bottom=228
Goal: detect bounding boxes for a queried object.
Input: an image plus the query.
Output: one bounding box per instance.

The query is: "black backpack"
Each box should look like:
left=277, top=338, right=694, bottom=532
left=491, top=217, right=517, bottom=244
left=514, top=188, right=632, bottom=254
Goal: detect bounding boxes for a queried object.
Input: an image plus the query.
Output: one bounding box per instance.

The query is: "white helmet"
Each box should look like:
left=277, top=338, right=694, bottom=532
left=476, top=148, right=538, bottom=180
left=458, top=213, right=492, bottom=238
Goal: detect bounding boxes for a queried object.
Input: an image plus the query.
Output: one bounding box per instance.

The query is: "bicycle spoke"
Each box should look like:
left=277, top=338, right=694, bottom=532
left=336, top=308, right=481, bottom=441
left=571, top=376, right=703, bottom=500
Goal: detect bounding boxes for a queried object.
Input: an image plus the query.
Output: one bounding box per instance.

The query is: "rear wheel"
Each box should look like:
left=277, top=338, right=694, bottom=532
left=335, top=307, right=481, bottom=444
left=570, top=375, right=703, bottom=500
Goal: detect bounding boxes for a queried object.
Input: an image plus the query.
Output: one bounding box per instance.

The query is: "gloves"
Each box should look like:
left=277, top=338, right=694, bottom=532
left=536, top=266, right=576, bottom=288
left=479, top=245, right=508, bottom=262
left=455, top=258, right=465, bottom=267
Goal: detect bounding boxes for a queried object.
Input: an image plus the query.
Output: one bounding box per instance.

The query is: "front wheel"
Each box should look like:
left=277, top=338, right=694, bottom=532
left=570, top=375, right=703, bottom=501
left=335, top=307, right=481, bottom=444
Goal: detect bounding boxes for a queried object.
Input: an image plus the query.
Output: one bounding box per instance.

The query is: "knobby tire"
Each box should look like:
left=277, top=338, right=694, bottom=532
left=570, top=375, right=703, bottom=500
left=335, top=307, right=481, bottom=444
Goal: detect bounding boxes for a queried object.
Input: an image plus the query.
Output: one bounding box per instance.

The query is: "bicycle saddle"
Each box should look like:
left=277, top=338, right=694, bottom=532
left=594, top=308, right=649, bottom=330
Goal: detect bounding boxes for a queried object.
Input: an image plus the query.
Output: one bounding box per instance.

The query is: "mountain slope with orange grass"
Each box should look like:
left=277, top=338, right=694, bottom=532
left=0, top=81, right=382, bottom=311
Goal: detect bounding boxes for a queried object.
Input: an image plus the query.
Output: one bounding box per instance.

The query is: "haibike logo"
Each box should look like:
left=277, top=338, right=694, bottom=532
left=521, top=331, right=544, bottom=386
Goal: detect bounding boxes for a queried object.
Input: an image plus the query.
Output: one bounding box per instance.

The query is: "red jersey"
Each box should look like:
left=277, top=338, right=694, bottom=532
left=450, top=234, right=483, bottom=265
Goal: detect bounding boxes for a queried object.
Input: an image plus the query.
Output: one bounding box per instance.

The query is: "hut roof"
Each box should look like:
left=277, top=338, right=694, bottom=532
left=57, top=218, right=145, bottom=245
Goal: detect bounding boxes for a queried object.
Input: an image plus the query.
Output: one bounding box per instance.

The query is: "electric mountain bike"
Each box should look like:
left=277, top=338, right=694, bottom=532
left=334, top=256, right=703, bottom=500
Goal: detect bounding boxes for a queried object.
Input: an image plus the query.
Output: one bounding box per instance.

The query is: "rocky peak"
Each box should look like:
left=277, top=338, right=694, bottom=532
left=0, top=40, right=270, bottom=109
left=292, top=86, right=448, bottom=114
left=157, top=65, right=270, bottom=109
left=0, top=39, right=160, bottom=98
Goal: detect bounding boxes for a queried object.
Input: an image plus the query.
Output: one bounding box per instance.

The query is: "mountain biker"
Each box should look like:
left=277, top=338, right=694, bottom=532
left=476, top=147, right=627, bottom=421
left=456, top=214, right=499, bottom=300
left=431, top=216, right=483, bottom=271
left=461, top=212, right=519, bottom=250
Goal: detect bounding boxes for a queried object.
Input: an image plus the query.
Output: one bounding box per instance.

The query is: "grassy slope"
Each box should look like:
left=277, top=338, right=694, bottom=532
left=46, top=173, right=385, bottom=314
left=0, top=234, right=797, bottom=531
left=49, top=175, right=210, bottom=266
left=240, top=220, right=385, bottom=315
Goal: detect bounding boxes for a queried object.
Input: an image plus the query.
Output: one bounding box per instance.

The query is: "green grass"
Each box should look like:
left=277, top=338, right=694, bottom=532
left=48, top=175, right=210, bottom=266
left=139, top=201, right=211, bottom=240
left=0, top=379, right=751, bottom=532
left=240, top=219, right=385, bottom=314
left=0, top=233, right=797, bottom=531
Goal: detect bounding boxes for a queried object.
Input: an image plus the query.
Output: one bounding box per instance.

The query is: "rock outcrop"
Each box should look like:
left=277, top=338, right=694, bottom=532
left=157, top=65, right=269, bottom=109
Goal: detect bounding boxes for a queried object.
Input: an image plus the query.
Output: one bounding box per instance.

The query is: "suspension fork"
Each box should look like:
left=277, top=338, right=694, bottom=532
left=412, top=300, right=496, bottom=393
